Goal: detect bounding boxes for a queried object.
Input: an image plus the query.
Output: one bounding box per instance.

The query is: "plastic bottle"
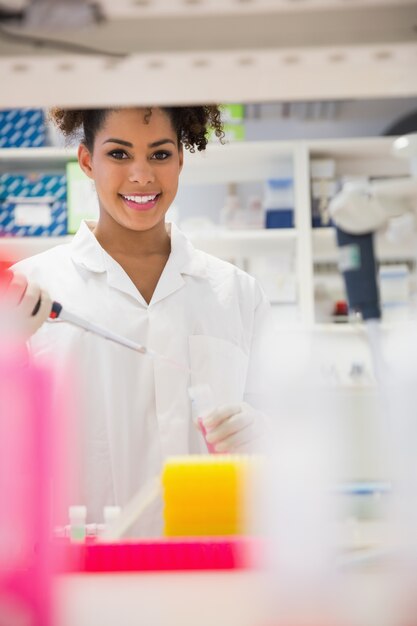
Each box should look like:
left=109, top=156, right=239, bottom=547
left=188, top=384, right=217, bottom=453
left=219, top=182, right=242, bottom=229
left=69, top=505, right=87, bottom=542
left=247, top=195, right=264, bottom=229
left=103, top=505, right=121, bottom=528
left=263, top=178, right=294, bottom=228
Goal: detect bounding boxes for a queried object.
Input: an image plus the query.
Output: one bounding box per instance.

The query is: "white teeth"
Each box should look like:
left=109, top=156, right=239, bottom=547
left=124, top=194, right=157, bottom=204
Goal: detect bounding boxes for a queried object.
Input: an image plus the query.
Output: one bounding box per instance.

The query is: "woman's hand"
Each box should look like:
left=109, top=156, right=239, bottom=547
left=202, top=402, right=267, bottom=454
left=0, top=271, right=52, bottom=341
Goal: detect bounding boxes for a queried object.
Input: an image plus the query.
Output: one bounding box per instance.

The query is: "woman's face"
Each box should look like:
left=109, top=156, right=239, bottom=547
left=78, top=107, right=183, bottom=234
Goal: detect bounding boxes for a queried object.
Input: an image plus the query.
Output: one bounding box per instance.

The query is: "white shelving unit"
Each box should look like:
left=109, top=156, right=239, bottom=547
left=1, top=135, right=414, bottom=325
left=0, top=1, right=416, bottom=107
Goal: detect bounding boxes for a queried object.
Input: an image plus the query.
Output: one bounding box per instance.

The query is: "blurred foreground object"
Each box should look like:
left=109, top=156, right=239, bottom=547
left=100, top=454, right=257, bottom=541
left=0, top=0, right=103, bottom=32
left=0, top=259, right=69, bottom=626
left=162, top=455, right=255, bottom=537
left=0, top=345, right=54, bottom=625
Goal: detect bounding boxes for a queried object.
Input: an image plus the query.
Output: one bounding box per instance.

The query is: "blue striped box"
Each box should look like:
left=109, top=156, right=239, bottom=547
left=0, top=109, right=46, bottom=148
left=0, top=173, right=67, bottom=236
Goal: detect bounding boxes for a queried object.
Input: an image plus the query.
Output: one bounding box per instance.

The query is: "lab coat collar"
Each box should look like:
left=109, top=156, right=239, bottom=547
left=167, top=222, right=207, bottom=278
left=69, top=220, right=207, bottom=304
left=70, top=220, right=107, bottom=273
left=70, top=220, right=207, bottom=277
left=147, top=222, right=208, bottom=306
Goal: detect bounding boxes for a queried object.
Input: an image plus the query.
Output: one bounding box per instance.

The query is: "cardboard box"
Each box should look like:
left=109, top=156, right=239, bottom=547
left=0, top=173, right=67, bottom=236
left=0, top=109, right=46, bottom=148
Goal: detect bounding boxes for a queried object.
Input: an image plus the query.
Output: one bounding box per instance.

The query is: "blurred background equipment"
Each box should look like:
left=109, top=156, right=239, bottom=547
left=330, top=133, right=417, bottom=322
left=0, top=0, right=104, bottom=31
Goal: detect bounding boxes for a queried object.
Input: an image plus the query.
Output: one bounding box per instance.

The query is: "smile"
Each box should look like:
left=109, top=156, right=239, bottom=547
left=121, top=193, right=160, bottom=211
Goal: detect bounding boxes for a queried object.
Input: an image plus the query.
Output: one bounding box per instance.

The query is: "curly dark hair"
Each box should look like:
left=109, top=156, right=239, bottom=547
left=48, top=106, right=225, bottom=153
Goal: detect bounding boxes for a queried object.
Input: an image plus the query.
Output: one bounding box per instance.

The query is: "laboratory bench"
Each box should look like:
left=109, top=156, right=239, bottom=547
left=52, top=520, right=398, bottom=626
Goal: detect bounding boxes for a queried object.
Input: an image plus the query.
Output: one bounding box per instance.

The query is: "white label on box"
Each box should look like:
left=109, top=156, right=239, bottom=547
left=379, top=264, right=409, bottom=304
left=15, top=203, right=52, bottom=227
left=338, top=244, right=360, bottom=272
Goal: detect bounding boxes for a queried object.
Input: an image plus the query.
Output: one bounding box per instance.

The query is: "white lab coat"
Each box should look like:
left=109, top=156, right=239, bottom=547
left=14, top=221, right=270, bottom=535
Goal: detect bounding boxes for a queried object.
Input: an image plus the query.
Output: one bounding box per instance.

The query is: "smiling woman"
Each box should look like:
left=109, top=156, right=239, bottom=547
left=49, top=106, right=224, bottom=298
left=78, top=109, right=185, bottom=256
left=10, top=104, right=271, bottom=536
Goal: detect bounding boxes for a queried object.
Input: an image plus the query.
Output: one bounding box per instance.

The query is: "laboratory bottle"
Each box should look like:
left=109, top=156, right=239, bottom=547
left=263, top=178, right=294, bottom=228
left=247, top=195, right=264, bottom=229
left=219, top=182, right=245, bottom=229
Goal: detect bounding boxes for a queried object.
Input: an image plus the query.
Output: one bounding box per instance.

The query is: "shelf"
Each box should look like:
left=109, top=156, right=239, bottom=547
left=309, top=137, right=412, bottom=179
left=1, top=44, right=416, bottom=109
left=308, top=137, right=399, bottom=157
left=1, top=1, right=415, bottom=106
left=103, top=1, right=413, bottom=19
left=188, top=228, right=296, bottom=257
left=188, top=228, right=296, bottom=242
left=0, top=147, right=77, bottom=173
left=0, top=147, right=76, bottom=162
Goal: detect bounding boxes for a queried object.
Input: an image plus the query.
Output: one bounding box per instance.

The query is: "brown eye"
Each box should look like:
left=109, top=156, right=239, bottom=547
left=108, top=150, right=128, bottom=160
left=152, top=151, right=171, bottom=161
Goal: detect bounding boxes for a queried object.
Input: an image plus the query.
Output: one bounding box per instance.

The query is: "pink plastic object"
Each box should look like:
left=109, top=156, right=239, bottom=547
left=58, top=537, right=262, bottom=573
left=198, top=417, right=217, bottom=454
left=0, top=352, right=55, bottom=626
